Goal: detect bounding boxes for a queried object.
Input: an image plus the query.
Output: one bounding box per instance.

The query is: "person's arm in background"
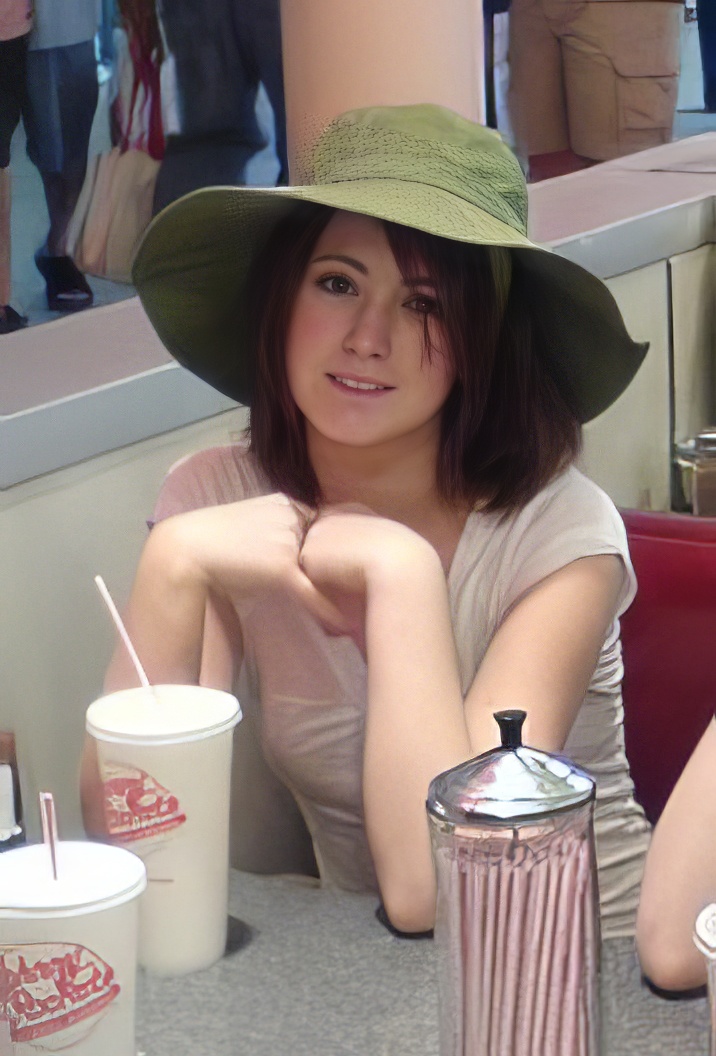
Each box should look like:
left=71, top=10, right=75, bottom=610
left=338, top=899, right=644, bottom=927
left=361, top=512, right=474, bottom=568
left=637, top=719, right=716, bottom=990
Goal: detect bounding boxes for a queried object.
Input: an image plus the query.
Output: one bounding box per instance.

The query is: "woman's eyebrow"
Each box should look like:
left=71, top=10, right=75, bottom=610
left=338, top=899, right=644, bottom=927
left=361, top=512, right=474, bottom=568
left=311, top=254, right=368, bottom=274
left=403, top=276, right=437, bottom=288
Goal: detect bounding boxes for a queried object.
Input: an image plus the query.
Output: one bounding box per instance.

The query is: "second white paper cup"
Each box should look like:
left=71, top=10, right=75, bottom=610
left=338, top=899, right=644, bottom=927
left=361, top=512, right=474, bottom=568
left=86, top=685, right=241, bottom=976
left=0, top=841, right=146, bottom=1056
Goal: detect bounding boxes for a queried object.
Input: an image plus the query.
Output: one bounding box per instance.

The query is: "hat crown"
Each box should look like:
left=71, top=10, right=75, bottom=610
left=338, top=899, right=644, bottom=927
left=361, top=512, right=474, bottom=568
left=304, top=103, right=528, bottom=237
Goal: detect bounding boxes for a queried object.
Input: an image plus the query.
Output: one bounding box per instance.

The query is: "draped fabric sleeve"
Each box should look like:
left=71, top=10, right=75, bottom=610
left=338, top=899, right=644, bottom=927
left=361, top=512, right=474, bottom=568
left=495, top=466, right=637, bottom=627
left=149, top=443, right=272, bottom=528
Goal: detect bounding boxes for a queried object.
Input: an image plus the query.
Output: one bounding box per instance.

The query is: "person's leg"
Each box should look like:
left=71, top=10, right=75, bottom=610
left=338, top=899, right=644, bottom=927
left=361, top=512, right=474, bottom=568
left=696, top=0, right=716, bottom=110
left=508, top=0, right=570, bottom=163
left=562, top=1, right=680, bottom=162
left=24, top=41, right=98, bottom=310
left=238, top=0, right=288, bottom=183
left=0, top=34, right=28, bottom=331
left=38, top=170, right=86, bottom=257
left=508, top=0, right=591, bottom=178
left=154, top=0, right=263, bottom=211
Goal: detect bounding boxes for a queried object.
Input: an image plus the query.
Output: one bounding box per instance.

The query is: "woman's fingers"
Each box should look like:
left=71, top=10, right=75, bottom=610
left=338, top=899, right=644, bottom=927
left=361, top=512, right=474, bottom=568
left=290, top=569, right=352, bottom=637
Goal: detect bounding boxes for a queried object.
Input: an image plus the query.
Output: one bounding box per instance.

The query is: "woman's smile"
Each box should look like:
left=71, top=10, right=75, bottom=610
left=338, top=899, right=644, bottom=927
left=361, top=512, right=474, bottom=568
left=327, top=372, right=396, bottom=396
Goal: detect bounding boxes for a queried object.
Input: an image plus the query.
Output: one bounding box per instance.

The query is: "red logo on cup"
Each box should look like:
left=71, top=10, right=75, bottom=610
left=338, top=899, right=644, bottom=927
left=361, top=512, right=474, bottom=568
left=0, top=943, right=120, bottom=1048
left=102, top=763, right=186, bottom=842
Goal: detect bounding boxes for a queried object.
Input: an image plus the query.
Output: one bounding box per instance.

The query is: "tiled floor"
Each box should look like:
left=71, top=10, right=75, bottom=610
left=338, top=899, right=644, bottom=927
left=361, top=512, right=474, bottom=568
left=6, top=20, right=716, bottom=331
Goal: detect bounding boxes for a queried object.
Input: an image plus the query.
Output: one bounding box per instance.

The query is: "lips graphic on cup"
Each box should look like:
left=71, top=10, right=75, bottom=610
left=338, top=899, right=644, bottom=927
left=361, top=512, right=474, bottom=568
left=102, top=762, right=187, bottom=842
left=0, top=943, right=120, bottom=1048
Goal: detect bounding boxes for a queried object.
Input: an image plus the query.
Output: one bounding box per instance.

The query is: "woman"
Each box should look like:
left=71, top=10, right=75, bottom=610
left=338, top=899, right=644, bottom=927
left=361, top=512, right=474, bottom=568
left=85, top=104, right=651, bottom=936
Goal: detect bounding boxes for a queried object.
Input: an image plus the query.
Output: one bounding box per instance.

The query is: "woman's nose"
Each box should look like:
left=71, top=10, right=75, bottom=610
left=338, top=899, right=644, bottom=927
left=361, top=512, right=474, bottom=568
left=343, top=303, right=391, bottom=359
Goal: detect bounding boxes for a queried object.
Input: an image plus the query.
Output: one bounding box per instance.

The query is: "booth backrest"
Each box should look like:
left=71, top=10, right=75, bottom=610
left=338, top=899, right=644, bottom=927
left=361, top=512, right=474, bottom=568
left=620, top=509, right=716, bottom=824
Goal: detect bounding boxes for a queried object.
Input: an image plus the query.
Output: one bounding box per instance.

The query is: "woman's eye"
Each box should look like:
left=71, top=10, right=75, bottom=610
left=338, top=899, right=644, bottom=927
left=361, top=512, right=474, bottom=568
left=407, top=294, right=439, bottom=315
left=318, top=274, right=355, bottom=296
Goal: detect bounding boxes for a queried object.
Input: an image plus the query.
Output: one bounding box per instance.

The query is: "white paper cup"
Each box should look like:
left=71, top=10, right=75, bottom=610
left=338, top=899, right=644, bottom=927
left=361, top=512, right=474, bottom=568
left=0, top=841, right=146, bottom=1056
left=85, top=685, right=241, bottom=976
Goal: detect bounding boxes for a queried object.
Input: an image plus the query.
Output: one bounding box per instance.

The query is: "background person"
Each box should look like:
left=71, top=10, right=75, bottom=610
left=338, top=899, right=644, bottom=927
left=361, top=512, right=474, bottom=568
left=153, top=0, right=286, bottom=213
left=508, top=0, right=683, bottom=179
left=0, top=0, right=32, bottom=334
left=25, top=0, right=98, bottom=311
left=82, top=104, right=650, bottom=936
left=697, top=0, right=716, bottom=111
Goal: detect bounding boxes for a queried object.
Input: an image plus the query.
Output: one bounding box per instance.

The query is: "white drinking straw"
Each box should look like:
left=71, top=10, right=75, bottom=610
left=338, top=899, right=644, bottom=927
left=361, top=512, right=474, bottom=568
left=39, top=790, right=59, bottom=880
left=94, top=575, right=151, bottom=689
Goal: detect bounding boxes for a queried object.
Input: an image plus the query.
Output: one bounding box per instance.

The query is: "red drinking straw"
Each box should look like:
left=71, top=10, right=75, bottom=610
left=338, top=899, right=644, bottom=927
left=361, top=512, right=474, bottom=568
left=39, top=791, right=58, bottom=881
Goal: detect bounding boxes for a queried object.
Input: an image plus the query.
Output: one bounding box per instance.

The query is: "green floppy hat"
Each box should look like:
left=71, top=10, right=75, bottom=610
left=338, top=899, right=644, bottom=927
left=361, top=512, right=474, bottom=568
left=133, top=103, right=647, bottom=422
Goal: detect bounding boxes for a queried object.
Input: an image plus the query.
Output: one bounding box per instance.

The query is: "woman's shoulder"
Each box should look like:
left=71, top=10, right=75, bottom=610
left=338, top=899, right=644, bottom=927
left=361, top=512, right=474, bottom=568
left=152, top=441, right=272, bottom=523
left=524, top=465, right=626, bottom=536
left=456, top=466, right=634, bottom=614
left=504, top=466, right=634, bottom=612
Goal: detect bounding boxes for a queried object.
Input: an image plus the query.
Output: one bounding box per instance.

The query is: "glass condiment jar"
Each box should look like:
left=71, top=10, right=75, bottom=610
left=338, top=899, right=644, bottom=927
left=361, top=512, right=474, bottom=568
left=426, top=709, right=600, bottom=1056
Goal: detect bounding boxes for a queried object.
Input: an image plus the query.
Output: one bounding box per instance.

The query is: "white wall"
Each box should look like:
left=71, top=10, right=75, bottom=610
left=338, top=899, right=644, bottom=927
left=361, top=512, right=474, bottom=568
left=0, top=408, right=247, bottom=841
left=671, top=243, right=716, bottom=445
left=580, top=263, right=673, bottom=511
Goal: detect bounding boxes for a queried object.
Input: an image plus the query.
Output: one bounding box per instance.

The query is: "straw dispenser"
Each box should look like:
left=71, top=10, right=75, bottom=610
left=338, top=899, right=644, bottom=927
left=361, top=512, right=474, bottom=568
left=426, top=709, right=600, bottom=1056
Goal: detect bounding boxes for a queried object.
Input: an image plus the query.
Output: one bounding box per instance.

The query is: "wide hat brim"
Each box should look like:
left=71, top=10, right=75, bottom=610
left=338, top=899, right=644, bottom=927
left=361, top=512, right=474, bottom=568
left=133, top=179, right=647, bottom=423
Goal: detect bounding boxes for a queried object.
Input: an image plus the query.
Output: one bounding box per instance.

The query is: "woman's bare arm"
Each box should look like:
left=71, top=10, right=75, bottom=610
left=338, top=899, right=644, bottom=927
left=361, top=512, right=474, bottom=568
left=636, top=720, right=716, bottom=991
left=301, top=511, right=624, bottom=931
left=463, top=554, right=624, bottom=754
left=81, top=494, right=338, bottom=837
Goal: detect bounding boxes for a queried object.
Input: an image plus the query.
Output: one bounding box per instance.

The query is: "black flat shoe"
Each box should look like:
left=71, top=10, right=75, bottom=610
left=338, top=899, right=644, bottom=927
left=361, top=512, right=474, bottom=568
left=0, top=305, right=28, bottom=334
left=35, top=253, right=94, bottom=312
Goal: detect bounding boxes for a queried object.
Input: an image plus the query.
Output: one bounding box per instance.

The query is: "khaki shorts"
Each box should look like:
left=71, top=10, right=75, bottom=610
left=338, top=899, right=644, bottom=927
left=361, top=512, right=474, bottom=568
left=508, top=0, right=681, bottom=161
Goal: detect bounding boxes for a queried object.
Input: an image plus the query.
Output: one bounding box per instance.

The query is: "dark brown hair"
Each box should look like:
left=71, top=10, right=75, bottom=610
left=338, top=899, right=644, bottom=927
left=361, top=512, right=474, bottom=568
left=247, top=202, right=581, bottom=513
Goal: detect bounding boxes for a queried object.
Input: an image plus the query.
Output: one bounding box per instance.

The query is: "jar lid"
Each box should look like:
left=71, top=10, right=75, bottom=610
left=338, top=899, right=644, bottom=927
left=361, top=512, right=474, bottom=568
left=86, top=685, right=241, bottom=745
left=0, top=842, right=147, bottom=918
left=427, top=710, right=595, bottom=825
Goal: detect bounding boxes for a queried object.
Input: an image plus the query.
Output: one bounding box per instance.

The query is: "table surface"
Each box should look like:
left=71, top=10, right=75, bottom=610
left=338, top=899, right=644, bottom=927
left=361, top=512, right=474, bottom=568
left=135, top=871, right=710, bottom=1056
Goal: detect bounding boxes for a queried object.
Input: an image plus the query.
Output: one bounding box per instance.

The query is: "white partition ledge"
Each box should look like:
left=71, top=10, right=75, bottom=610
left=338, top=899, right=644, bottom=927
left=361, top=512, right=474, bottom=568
left=0, top=297, right=235, bottom=489
left=2, top=133, right=716, bottom=490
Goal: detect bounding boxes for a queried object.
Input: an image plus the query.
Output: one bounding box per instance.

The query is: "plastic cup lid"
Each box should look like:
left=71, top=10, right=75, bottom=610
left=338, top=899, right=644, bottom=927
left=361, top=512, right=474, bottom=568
left=86, top=685, right=242, bottom=745
left=0, top=842, right=147, bottom=916
left=694, top=903, right=716, bottom=958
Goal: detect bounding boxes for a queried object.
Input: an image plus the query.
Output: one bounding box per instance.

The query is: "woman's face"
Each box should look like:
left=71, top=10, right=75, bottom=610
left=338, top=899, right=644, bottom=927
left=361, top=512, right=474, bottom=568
left=285, top=211, right=455, bottom=457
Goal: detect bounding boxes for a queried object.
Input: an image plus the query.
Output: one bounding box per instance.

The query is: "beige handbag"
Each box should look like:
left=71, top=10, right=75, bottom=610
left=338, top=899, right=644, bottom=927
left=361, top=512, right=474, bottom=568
left=67, top=21, right=164, bottom=284
left=68, top=146, right=159, bottom=284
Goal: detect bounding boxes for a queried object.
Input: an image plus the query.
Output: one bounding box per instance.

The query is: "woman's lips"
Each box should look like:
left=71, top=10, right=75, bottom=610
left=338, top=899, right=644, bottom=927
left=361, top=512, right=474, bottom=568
left=327, top=373, right=395, bottom=395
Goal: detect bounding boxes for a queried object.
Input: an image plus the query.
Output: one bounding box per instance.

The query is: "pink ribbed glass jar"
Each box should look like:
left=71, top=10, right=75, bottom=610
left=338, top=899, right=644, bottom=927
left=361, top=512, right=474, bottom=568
left=427, top=710, right=600, bottom=1056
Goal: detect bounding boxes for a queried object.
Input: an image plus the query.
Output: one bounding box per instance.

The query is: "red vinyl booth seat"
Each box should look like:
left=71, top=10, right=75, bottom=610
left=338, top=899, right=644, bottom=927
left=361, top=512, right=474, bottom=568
left=620, top=509, right=716, bottom=824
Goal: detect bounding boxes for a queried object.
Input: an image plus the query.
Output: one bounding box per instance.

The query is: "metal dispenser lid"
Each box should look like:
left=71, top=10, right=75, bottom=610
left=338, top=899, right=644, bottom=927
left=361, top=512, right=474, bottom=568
left=427, top=710, right=595, bottom=825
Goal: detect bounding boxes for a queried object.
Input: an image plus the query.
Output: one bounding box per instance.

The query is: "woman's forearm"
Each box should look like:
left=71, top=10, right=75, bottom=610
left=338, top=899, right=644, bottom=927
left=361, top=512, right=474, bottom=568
left=104, top=517, right=210, bottom=691
left=362, top=544, right=472, bottom=931
left=637, top=718, right=716, bottom=990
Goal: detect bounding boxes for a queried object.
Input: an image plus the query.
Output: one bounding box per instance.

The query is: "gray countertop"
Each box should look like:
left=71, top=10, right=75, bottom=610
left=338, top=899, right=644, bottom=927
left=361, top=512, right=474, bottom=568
left=135, top=871, right=710, bottom=1056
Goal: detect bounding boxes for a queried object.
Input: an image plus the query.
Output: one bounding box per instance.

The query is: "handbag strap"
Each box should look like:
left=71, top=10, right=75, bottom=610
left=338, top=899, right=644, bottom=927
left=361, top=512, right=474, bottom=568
left=119, top=0, right=165, bottom=159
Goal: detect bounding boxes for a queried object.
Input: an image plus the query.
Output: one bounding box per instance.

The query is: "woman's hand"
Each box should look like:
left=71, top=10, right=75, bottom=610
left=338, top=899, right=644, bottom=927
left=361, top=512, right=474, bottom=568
left=160, top=493, right=328, bottom=611
left=298, top=507, right=436, bottom=650
left=104, top=493, right=344, bottom=691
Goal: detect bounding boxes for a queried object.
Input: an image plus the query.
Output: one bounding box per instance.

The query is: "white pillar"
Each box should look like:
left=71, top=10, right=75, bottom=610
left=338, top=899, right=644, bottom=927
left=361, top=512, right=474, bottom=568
left=280, top=0, right=485, bottom=179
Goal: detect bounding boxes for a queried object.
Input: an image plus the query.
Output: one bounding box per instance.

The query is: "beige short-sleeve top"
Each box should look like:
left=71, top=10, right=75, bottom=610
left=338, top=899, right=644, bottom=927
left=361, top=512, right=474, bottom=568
left=153, top=443, right=650, bottom=939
